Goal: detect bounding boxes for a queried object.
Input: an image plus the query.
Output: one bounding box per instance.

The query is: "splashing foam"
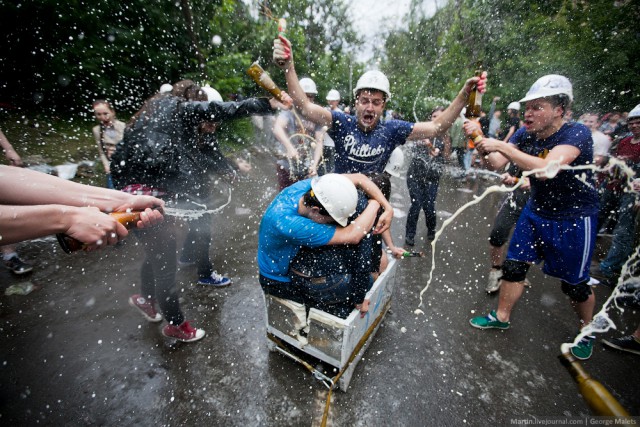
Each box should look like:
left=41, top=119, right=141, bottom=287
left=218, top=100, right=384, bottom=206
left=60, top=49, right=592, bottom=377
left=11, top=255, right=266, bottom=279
left=163, top=187, right=232, bottom=219
left=415, top=157, right=639, bottom=353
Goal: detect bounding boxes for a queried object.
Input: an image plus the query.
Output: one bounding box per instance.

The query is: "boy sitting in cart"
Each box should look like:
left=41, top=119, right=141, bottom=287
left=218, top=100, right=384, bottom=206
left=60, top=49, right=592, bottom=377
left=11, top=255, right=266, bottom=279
left=257, top=173, right=392, bottom=317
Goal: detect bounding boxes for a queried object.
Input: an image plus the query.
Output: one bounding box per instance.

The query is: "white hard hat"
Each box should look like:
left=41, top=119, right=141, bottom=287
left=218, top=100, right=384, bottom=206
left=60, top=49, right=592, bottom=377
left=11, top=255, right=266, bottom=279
left=310, top=174, right=358, bottom=227
left=201, top=85, right=223, bottom=102
left=160, top=83, right=173, bottom=93
left=384, top=147, right=405, bottom=177
left=507, top=102, right=521, bottom=111
left=326, top=89, right=341, bottom=101
left=628, top=104, right=640, bottom=120
left=520, top=74, right=573, bottom=103
left=299, top=77, right=318, bottom=95
left=353, top=70, right=391, bottom=100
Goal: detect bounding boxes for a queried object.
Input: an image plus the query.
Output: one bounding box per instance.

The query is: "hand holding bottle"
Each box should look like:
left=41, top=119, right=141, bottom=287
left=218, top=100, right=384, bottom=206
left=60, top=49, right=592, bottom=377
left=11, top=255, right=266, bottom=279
left=461, top=71, right=487, bottom=97
left=273, top=35, right=293, bottom=69
left=62, top=207, right=129, bottom=252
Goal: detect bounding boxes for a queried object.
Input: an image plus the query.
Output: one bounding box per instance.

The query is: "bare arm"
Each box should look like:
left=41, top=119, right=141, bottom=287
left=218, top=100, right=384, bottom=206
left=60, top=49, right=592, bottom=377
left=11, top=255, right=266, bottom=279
left=0, top=165, right=164, bottom=212
left=328, top=200, right=380, bottom=245
left=343, top=173, right=393, bottom=234
left=0, top=130, right=23, bottom=167
left=273, top=36, right=332, bottom=127
left=476, top=138, right=581, bottom=179
left=408, top=72, right=487, bottom=141
left=382, top=229, right=405, bottom=259
left=309, top=128, right=325, bottom=176
left=502, top=125, right=517, bottom=143
left=272, top=114, right=299, bottom=160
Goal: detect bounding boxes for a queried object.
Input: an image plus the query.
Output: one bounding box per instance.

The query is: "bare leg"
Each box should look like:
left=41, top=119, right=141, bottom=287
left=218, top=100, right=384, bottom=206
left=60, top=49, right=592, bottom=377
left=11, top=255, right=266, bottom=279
left=490, top=245, right=504, bottom=267
left=495, top=279, right=526, bottom=322
left=570, top=292, right=595, bottom=328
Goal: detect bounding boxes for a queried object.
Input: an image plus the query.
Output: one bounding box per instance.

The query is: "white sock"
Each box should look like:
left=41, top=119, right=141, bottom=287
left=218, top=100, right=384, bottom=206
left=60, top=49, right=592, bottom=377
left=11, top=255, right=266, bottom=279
left=3, top=252, right=18, bottom=261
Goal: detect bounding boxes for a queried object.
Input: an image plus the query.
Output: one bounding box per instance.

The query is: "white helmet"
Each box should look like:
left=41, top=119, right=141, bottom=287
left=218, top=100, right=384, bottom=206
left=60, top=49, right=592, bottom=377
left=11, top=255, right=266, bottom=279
left=310, top=174, right=358, bottom=227
left=299, top=77, right=318, bottom=95
left=201, top=85, right=223, bottom=102
left=507, top=101, right=521, bottom=111
left=160, top=83, right=173, bottom=93
left=353, top=70, right=391, bottom=100
left=520, top=74, right=573, bottom=103
left=628, top=104, right=640, bottom=120
left=326, top=89, right=341, bottom=101
left=384, top=147, right=405, bottom=177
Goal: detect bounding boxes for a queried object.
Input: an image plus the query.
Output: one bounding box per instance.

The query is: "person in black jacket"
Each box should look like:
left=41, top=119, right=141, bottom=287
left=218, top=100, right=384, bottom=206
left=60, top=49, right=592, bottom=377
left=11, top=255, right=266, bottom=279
left=112, top=80, right=292, bottom=342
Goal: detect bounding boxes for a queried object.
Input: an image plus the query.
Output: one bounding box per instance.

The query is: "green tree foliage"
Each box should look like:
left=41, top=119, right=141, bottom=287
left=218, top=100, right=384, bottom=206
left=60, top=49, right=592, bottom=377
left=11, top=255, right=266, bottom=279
left=382, top=0, right=639, bottom=117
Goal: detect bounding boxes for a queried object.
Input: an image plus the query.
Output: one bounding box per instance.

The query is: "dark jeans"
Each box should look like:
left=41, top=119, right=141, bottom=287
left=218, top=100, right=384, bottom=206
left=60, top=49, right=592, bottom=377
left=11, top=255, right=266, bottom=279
left=317, top=146, right=335, bottom=176
left=489, top=189, right=529, bottom=247
left=136, top=223, right=184, bottom=325
left=260, top=273, right=372, bottom=319
left=180, top=214, right=214, bottom=279
left=600, top=193, right=638, bottom=276
left=406, top=177, right=440, bottom=240
left=598, top=188, right=621, bottom=232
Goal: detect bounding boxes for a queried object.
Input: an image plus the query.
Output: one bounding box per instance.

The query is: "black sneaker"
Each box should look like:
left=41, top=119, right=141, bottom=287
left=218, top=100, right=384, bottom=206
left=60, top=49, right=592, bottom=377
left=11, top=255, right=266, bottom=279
left=4, top=256, right=33, bottom=275
left=405, top=237, right=415, bottom=247
left=602, top=335, right=640, bottom=356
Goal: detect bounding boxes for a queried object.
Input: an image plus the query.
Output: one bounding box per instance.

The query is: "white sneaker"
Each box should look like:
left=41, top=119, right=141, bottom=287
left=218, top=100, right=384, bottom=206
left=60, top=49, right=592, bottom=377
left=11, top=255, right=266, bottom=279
left=486, top=269, right=502, bottom=293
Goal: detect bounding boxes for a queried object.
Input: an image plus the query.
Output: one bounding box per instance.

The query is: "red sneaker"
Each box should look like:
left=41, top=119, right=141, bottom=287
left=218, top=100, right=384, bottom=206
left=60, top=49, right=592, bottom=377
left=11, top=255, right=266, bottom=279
left=162, top=321, right=205, bottom=342
left=128, top=294, right=162, bottom=323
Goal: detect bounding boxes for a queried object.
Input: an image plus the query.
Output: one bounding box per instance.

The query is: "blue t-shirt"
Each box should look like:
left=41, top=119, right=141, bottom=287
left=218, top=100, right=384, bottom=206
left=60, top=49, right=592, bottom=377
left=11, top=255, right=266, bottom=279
left=328, top=110, right=414, bottom=173
left=257, top=179, right=337, bottom=282
left=510, top=122, right=599, bottom=219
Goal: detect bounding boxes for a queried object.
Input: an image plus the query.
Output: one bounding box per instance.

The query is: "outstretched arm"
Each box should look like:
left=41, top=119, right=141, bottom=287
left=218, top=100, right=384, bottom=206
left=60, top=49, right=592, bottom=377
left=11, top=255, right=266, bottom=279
left=273, top=36, right=332, bottom=128
left=0, top=166, right=164, bottom=248
left=0, top=130, right=23, bottom=167
left=409, top=72, right=487, bottom=141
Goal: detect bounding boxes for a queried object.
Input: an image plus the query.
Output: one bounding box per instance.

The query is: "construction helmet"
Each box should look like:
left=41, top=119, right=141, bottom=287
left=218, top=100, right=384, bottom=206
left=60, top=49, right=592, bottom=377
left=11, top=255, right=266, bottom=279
left=520, top=74, right=573, bottom=103
left=201, top=85, right=223, bottom=102
left=160, top=83, right=173, bottom=93
left=310, top=174, right=358, bottom=227
left=299, top=77, right=318, bottom=95
left=353, top=70, right=391, bottom=100
left=326, top=89, right=341, bottom=101
left=628, top=104, right=640, bottom=120
left=384, top=147, right=405, bottom=177
left=507, top=102, right=521, bottom=111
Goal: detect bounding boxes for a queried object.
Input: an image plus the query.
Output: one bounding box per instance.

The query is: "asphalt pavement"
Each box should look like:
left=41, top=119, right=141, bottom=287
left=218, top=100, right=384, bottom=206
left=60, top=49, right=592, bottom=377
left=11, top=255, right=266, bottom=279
left=1, top=147, right=638, bottom=426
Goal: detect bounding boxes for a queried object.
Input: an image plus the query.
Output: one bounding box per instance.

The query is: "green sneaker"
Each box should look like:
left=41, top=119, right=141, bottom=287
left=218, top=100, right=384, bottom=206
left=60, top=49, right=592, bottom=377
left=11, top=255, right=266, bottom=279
left=570, top=336, right=595, bottom=360
left=469, top=310, right=510, bottom=330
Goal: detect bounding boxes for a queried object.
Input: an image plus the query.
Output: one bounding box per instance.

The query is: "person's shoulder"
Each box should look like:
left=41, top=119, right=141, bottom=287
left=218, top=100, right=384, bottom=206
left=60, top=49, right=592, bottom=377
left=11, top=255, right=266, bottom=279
left=563, top=121, right=590, bottom=136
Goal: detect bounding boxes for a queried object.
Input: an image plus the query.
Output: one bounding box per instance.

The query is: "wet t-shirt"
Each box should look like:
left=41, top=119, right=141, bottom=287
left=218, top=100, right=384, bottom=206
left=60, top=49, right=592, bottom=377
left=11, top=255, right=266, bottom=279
left=510, top=122, right=599, bottom=219
left=328, top=110, right=414, bottom=173
left=257, top=179, right=336, bottom=282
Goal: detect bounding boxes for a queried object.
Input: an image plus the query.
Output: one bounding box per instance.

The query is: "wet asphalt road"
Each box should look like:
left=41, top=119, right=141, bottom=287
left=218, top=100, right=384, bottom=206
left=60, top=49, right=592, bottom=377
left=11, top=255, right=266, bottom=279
left=1, top=146, right=638, bottom=426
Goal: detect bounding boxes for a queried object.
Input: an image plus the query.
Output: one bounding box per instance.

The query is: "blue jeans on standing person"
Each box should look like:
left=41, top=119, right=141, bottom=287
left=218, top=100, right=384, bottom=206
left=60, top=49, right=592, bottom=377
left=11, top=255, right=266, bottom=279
left=600, top=193, right=638, bottom=277
left=463, top=149, right=473, bottom=172
left=406, top=177, right=440, bottom=242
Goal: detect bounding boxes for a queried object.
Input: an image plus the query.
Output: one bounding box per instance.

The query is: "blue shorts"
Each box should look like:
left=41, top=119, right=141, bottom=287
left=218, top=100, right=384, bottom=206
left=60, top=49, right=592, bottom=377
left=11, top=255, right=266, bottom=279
left=506, top=205, right=597, bottom=285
